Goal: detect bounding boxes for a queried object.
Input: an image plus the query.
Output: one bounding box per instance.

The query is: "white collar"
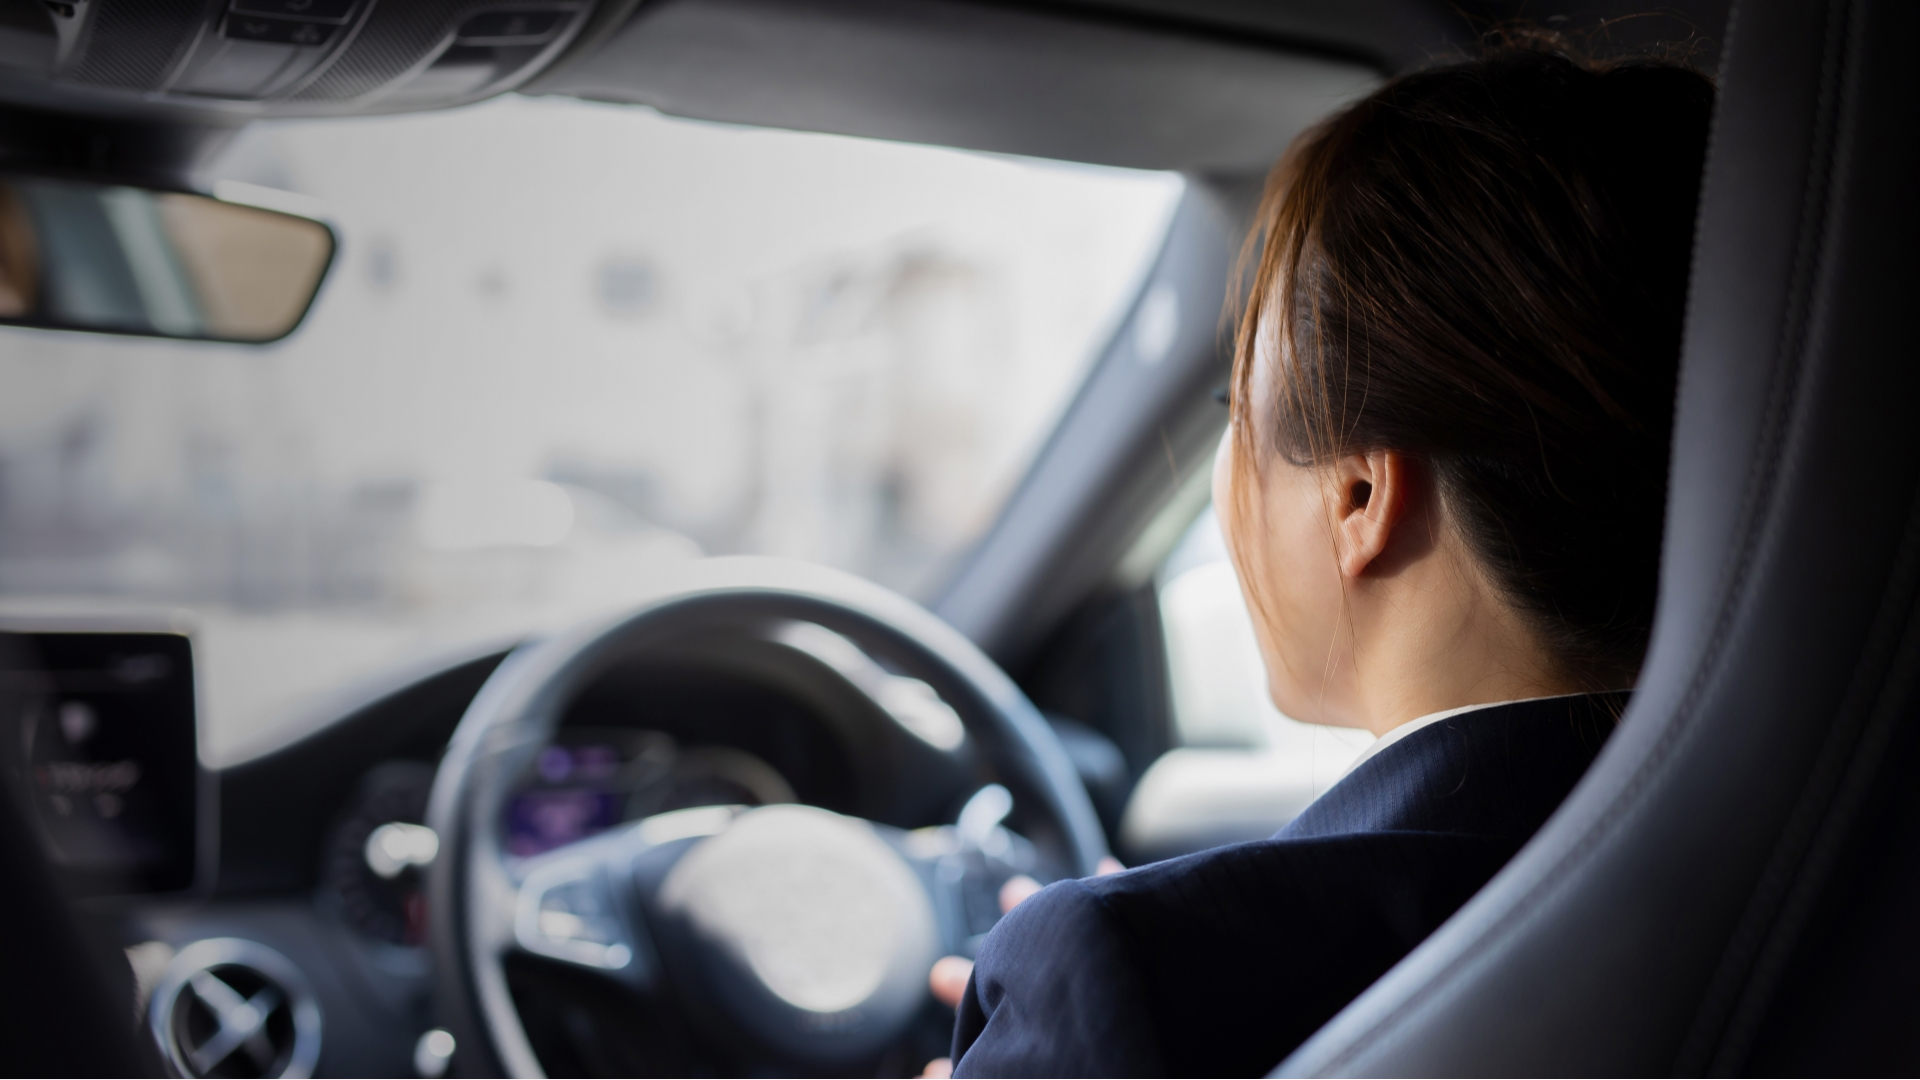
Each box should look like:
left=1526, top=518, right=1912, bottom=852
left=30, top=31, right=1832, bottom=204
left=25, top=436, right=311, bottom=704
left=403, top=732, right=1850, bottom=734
left=1335, top=693, right=1591, bottom=781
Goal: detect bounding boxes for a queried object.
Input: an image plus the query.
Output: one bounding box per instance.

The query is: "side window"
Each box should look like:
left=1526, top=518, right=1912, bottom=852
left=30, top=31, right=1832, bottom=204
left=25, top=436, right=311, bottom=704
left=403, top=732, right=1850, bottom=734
left=1119, top=504, right=1372, bottom=863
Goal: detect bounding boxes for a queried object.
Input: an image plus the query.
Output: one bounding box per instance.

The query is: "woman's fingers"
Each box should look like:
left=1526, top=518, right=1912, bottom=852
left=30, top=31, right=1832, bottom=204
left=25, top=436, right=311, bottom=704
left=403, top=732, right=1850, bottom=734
left=998, top=858, right=1123, bottom=915
left=998, top=874, right=1043, bottom=913
left=921, top=1057, right=954, bottom=1078
left=929, top=954, right=974, bottom=1008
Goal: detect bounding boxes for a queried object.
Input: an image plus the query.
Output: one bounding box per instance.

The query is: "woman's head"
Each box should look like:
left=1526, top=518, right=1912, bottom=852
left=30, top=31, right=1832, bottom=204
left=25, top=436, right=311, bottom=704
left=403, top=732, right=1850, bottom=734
left=1218, top=35, right=1714, bottom=730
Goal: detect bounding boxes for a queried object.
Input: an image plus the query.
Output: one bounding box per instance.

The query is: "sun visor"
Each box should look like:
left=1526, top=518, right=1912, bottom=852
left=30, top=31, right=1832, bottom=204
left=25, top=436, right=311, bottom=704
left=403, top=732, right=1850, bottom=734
left=525, top=0, right=1381, bottom=173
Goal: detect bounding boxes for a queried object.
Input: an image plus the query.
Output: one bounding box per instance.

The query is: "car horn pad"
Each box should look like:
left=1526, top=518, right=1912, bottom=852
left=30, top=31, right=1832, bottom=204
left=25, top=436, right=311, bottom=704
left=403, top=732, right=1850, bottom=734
left=509, top=800, right=1034, bottom=1068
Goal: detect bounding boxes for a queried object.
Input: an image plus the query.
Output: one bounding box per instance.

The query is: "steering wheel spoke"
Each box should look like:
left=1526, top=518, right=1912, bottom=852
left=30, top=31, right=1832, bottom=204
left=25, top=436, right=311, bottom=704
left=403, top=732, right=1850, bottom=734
left=506, top=804, right=751, bottom=989
left=892, top=816, right=1048, bottom=957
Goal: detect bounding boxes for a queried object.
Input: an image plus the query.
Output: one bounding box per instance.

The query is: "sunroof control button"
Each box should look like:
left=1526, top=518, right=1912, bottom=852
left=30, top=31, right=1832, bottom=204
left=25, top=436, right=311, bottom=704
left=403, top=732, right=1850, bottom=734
left=455, top=9, right=567, bottom=45
left=223, top=13, right=339, bottom=46
left=230, top=0, right=357, bottom=21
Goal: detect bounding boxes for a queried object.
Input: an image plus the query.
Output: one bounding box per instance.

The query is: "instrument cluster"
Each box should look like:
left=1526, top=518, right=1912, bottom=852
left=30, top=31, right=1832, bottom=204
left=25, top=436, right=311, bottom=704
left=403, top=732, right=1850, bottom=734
left=323, top=728, right=800, bottom=944
left=504, top=728, right=796, bottom=857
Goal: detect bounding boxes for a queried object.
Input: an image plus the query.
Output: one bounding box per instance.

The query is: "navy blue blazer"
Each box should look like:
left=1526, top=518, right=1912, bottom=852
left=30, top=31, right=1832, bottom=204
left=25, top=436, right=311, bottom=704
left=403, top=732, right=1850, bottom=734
left=950, top=692, right=1625, bottom=1077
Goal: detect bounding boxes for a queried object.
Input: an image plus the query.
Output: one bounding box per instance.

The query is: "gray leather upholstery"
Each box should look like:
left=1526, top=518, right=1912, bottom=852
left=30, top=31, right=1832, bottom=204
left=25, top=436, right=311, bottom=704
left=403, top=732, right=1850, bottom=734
left=1277, top=0, right=1920, bottom=1073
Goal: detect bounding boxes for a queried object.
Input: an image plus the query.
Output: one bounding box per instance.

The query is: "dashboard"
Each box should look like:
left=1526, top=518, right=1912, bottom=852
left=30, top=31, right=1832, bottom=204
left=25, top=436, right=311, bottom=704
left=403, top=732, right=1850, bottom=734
left=80, top=629, right=987, bottom=1076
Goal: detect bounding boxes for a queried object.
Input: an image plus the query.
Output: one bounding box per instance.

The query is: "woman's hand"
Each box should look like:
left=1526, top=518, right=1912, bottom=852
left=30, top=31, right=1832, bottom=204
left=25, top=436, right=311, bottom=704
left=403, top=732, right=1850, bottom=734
left=919, top=858, right=1124, bottom=1078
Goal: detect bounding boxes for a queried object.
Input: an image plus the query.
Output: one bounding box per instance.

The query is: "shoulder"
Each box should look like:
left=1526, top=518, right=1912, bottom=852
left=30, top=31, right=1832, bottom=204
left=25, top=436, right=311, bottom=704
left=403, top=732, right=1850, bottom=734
left=1085, top=832, right=1516, bottom=967
left=955, top=832, right=1515, bottom=1077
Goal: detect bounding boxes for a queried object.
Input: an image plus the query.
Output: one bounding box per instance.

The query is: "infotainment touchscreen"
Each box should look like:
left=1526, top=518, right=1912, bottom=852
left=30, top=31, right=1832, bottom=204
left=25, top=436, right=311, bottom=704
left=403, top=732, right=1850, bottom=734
left=1, top=631, right=200, bottom=896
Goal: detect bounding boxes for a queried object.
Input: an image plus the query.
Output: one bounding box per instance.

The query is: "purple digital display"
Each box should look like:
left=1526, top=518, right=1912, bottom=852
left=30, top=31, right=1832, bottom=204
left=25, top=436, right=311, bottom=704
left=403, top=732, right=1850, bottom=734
left=504, top=742, right=626, bottom=857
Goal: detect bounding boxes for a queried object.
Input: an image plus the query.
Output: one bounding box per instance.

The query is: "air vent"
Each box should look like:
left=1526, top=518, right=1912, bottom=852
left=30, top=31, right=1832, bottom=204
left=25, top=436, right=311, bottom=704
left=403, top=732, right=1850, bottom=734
left=148, top=938, right=322, bottom=1080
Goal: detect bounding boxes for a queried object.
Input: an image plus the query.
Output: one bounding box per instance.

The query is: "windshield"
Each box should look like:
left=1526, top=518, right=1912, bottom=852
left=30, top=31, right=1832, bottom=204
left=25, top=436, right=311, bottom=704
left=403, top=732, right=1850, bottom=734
left=0, top=97, right=1182, bottom=765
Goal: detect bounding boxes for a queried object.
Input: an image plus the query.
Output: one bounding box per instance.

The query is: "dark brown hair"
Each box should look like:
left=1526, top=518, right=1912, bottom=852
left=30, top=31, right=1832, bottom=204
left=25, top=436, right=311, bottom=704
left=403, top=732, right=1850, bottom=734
left=1229, top=34, right=1714, bottom=686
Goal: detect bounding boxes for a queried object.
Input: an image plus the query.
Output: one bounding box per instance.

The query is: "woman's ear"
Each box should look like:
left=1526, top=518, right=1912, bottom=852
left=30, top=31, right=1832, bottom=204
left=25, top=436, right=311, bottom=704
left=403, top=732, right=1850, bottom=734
left=1330, top=450, right=1414, bottom=579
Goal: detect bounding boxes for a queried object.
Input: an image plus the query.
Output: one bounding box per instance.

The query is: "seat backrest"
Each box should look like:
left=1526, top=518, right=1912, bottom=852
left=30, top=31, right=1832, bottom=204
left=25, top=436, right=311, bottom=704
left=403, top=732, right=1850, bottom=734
left=1277, top=0, right=1920, bottom=1072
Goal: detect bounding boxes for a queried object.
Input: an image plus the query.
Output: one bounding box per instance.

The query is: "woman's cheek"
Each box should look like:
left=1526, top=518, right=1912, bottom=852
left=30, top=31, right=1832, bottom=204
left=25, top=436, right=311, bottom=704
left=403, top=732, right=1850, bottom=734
left=1211, top=426, right=1234, bottom=512
left=1258, top=573, right=1318, bottom=721
left=1256, top=469, right=1346, bottom=722
left=1214, top=428, right=1343, bottom=723
left=1215, top=442, right=1309, bottom=720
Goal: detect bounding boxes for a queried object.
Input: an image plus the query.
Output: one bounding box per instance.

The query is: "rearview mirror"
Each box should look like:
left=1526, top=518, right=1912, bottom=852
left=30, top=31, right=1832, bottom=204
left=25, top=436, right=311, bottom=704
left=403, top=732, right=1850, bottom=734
left=0, top=174, right=334, bottom=344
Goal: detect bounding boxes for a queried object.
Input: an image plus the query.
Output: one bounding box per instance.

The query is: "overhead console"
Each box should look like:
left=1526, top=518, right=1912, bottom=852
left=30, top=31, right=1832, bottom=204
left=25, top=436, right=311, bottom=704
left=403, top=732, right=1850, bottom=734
left=0, top=0, right=623, bottom=123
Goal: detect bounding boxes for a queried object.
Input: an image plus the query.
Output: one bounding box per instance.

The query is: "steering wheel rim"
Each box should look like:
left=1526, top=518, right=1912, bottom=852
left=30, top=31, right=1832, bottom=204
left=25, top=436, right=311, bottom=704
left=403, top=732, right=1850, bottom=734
left=425, top=557, right=1108, bottom=1077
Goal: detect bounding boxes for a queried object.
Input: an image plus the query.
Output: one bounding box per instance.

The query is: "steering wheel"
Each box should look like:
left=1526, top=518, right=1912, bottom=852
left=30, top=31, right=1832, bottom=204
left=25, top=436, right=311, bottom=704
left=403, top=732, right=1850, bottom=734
left=425, top=558, right=1108, bottom=1077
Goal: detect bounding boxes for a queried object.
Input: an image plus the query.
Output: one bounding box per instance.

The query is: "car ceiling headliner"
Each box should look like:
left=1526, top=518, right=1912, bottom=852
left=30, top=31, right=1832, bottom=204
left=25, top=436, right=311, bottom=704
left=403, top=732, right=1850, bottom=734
left=526, top=0, right=1731, bottom=174
left=0, top=0, right=1731, bottom=181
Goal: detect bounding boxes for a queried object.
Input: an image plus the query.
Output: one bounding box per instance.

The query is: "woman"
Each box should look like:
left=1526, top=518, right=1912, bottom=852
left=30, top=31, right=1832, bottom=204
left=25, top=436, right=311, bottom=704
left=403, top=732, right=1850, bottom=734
left=929, top=36, right=1714, bottom=1077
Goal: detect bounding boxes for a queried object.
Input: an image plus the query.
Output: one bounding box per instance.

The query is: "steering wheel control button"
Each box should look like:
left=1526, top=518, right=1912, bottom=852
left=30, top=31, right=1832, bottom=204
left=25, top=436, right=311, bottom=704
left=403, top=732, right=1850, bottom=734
left=656, top=804, right=940, bottom=1065
left=636, top=803, right=740, bottom=846
left=148, top=938, right=322, bottom=1079
left=455, top=9, right=567, bottom=45
left=515, top=860, right=637, bottom=971
left=223, top=14, right=339, bottom=46
left=230, top=0, right=356, bottom=21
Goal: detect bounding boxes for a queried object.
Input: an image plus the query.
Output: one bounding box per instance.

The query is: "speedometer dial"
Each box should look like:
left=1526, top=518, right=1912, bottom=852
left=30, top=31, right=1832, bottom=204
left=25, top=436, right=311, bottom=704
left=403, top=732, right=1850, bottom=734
left=323, top=761, right=435, bottom=946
